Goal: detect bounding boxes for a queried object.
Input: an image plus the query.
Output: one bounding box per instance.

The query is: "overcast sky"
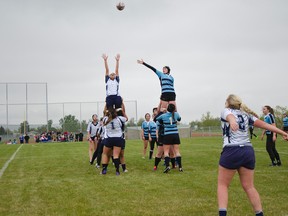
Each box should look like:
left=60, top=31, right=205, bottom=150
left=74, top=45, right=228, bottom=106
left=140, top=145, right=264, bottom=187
left=1, top=0, right=288, bottom=124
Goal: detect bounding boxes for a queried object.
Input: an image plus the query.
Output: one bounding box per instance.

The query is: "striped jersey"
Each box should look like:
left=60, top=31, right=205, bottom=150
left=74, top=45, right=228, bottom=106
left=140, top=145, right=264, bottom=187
left=87, top=121, right=99, bottom=137
left=156, top=112, right=181, bottom=135
left=221, top=108, right=258, bottom=147
left=103, top=116, right=127, bottom=138
left=105, top=75, right=120, bottom=96
left=149, top=121, right=157, bottom=139
left=264, top=113, right=275, bottom=135
left=283, top=116, right=288, bottom=127
left=141, top=121, right=150, bottom=138
left=155, top=70, right=175, bottom=94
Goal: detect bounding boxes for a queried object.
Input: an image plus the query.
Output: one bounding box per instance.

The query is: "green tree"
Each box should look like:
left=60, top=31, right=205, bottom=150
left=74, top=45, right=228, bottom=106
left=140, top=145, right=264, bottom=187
left=126, top=117, right=136, bottom=127
left=200, top=112, right=219, bottom=127
left=137, top=117, right=144, bottom=127
left=273, top=105, right=288, bottom=127
left=19, top=121, right=30, bottom=134
left=0, top=126, right=5, bottom=135
left=59, top=115, right=80, bottom=132
left=81, top=120, right=88, bottom=132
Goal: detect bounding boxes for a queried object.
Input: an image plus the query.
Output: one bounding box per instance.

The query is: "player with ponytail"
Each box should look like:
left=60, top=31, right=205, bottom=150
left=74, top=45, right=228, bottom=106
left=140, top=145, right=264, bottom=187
left=217, top=94, right=288, bottom=216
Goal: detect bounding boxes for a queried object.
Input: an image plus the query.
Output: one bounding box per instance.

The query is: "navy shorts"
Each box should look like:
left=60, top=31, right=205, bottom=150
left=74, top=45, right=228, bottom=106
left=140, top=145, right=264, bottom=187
left=104, top=137, right=125, bottom=148
left=160, top=92, right=176, bottom=102
left=90, top=136, right=97, bottom=141
left=219, top=146, right=255, bottom=170
left=162, top=134, right=181, bottom=145
left=106, top=95, right=122, bottom=109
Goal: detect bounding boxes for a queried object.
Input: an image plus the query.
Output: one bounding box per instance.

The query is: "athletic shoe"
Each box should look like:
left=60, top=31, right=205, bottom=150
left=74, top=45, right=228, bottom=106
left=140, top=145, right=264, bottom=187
left=116, top=171, right=120, bottom=176
left=123, top=169, right=128, bottom=173
left=95, top=164, right=101, bottom=169
left=101, top=169, right=107, bottom=175
left=179, top=168, right=183, bottom=172
left=269, top=163, right=277, bottom=167
left=163, top=166, right=170, bottom=173
left=153, top=166, right=157, bottom=171
left=277, top=162, right=282, bottom=166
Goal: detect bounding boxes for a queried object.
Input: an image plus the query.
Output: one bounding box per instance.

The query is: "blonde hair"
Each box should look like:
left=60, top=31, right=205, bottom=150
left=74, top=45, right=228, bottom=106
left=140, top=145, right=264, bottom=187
left=226, top=94, right=259, bottom=118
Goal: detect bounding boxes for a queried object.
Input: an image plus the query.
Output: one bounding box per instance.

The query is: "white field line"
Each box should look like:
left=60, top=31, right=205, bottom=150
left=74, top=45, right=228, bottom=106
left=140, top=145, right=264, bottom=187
left=0, top=144, right=23, bottom=179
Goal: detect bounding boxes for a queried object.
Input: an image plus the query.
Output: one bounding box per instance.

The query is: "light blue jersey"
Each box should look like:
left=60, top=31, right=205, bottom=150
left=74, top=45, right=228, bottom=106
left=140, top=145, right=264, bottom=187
left=156, top=112, right=181, bottom=135
left=141, top=121, right=150, bottom=138
left=264, top=113, right=275, bottom=135
left=155, top=70, right=175, bottom=94
left=149, top=121, right=157, bottom=139
left=283, top=116, right=288, bottom=127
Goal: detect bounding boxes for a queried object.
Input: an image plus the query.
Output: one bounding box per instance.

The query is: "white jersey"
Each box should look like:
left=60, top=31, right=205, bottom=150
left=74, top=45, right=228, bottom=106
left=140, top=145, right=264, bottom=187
left=87, top=121, right=99, bottom=137
left=221, top=108, right=258, bottom=147
left=106, top=76, right=120, bottom=96
left=103, top=116, right=127, bottom=138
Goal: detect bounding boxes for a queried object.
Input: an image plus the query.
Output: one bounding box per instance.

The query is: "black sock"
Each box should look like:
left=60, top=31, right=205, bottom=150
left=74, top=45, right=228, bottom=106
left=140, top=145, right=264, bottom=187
left=164, top=156, right=170, bottom=167
left=149, top=150, right=153, bottom=159
left=91, top=150, right=98, bottom=164
left=176, top=156, right=182, bottom=168
left=114, top=158, right=120, bottom=172
left=121, top=164, right=126, bottom=171
left=171, top=158, right=176, bottom=168
left=255, top=211, right=263, bottom=216
left=102, top=164, right=108, bottom=170
left=219, top=208, right=227, bottom=216
left=155, top=157, right=161, bottom=167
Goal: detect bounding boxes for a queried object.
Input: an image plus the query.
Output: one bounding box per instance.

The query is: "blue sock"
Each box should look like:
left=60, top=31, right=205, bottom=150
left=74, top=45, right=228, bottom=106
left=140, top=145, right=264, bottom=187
left=219, top=208, right=227, bottom=216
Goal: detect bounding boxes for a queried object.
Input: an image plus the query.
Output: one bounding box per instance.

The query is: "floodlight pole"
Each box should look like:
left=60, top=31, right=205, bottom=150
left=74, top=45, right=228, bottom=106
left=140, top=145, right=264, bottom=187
left=25, top=83, right=28, bottom=134
left=46, top=83, right=49, bottom=132
left=6, top=83, right=8, bottom=140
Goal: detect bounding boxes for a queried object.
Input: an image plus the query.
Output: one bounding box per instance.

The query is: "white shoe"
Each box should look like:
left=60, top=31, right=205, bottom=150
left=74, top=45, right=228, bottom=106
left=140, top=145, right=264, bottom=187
left=123, top=169, right=128, bottom=173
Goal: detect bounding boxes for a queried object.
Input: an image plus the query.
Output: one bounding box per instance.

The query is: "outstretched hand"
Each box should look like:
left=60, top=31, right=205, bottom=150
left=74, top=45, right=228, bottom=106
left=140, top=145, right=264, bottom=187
left=137, top=59, right=144, bottom=64
left=102, top=54, right=108, bottom=61
left=115, top=54, right=120, bottom=61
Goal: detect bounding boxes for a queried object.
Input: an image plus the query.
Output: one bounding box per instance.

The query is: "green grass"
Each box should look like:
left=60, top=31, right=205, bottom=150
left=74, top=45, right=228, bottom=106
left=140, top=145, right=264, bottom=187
left=0, top=137, right=287, bottom=216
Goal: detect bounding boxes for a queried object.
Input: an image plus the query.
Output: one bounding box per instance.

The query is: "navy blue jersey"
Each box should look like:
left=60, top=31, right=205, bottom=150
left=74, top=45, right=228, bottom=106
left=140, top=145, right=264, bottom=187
left=156, top=112, right=181, bottom=135
left=149, top=121, right=157, bottom=139
left=141, top=121, right=150, bottom=137
left=264, top=113, right=275, bottom=135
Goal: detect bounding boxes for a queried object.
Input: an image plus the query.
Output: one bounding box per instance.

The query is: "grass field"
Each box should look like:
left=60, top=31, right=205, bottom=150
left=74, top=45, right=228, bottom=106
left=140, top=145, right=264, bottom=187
left=0, top=137, right=288, bottom=216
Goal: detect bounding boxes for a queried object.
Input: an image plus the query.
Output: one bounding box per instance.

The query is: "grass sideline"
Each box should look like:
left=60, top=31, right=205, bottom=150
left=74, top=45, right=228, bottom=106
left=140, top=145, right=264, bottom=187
left=0, top=137, right=288, bottom=216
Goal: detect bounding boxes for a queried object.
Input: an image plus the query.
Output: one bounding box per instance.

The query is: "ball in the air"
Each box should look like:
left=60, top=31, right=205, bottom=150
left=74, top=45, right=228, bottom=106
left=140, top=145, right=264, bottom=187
left=116, top=2, right=125, bottom=11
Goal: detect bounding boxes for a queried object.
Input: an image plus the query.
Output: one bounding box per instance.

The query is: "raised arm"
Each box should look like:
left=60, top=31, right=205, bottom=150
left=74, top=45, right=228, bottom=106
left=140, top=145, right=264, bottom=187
left=255, top=119, right=288, bottom=140
left=102, top=54, right=109, bottom=75
left=137, top=59, right=156, bottom=72
left=115, top=54, right=120, bottom=76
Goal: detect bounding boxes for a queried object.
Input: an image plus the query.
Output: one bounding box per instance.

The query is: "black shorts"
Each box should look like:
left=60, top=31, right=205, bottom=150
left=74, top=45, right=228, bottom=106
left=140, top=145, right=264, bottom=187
left=284, top=126, right=288, bottom=131
left=162, top=134, right=181, bottom=145
left=143, top=136, right=149, bottom=141
left=104, top=137, right=125, bottom=148
left=160, top=92, right=176, bottom=102
left=122, top=139, right=126, bottom=150
left=157, top=135, right=164, bottom=146
left=219, top=146, right=255, bottom=170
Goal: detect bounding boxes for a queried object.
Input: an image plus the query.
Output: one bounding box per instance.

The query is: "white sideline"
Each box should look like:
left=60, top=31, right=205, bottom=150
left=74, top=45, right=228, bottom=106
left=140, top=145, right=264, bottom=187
left=0, top=144, right=23, bottom=179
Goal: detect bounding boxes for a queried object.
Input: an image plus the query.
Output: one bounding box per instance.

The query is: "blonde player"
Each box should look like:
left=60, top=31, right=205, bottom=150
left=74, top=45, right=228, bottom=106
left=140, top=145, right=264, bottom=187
left=218, top=94, right=288, bottom=216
